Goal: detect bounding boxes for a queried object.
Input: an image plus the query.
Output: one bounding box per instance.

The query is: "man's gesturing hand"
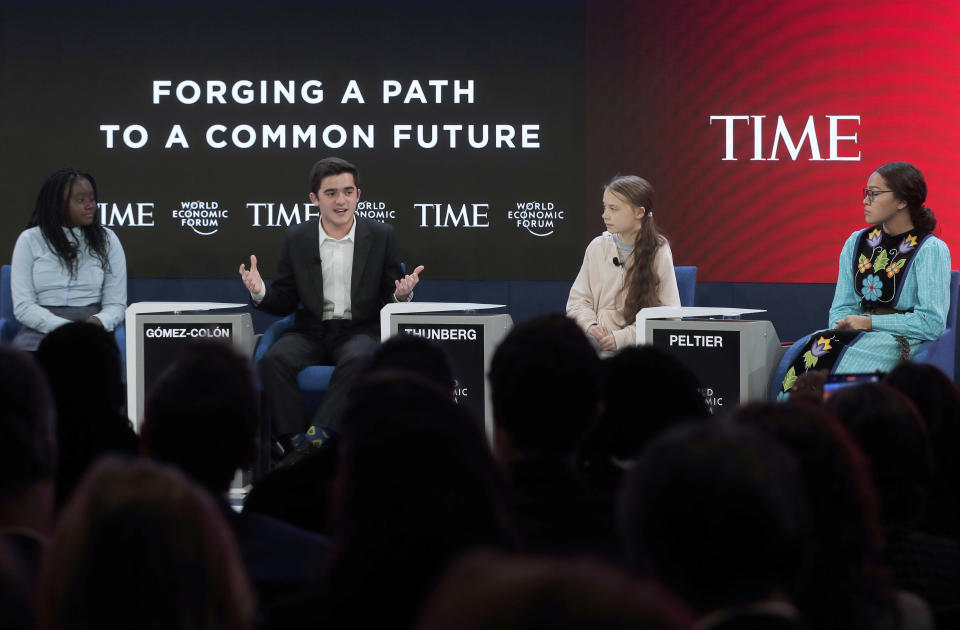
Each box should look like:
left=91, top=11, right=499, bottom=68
left=395, top=265, right=425, bottom=300
left=239, top=254, right=263, bottom=295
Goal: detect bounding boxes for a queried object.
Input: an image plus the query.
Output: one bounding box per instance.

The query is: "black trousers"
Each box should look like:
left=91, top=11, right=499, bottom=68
left=258, top=320, right=379, bottom=436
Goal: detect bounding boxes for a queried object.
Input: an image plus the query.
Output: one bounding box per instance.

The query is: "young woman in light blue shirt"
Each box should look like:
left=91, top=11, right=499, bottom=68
left=11, top=168, right=127, bottom=350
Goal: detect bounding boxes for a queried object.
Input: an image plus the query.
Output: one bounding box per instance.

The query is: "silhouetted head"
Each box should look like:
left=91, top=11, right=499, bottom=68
left=329, top=373, right=510, bottom=627
left=142, top=341, right=259, bottom=493
left=489, top=315, right=600, bottom=457
left=620, top=422, right=810, bottom=615
left=35, top=322, right=124, bottom=420
left=0, top=346, right=56, bottom=505
left=367, top=333, right=456, bottom=395
left=885, top=361, right=960, bottom=439
left=825, top=382, right=933, bottom=525
left=885, top=362, right=960, bottom=532
left=601, top=345, right=709, bottom=458
left=417, top=550, right=694, bottom=630
left=36, top=457, right=254, bottom=630
left=35, top=322, right=136, bottom=508
left=730, top=401, right=899, bottom=630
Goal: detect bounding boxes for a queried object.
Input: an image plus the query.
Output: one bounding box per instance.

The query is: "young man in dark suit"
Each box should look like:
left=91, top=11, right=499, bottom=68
left=240, top=157, right=423, bottom=454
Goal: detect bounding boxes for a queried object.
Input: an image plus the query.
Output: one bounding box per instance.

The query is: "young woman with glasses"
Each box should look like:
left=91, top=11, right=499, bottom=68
left=779, top=162, right=951, bottom=396
left=10, top=168, right=127, bottom=350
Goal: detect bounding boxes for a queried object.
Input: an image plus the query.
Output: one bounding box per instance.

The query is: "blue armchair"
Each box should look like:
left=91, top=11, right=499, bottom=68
left=254, top=262, right=413, bottom=423
left=0, top=265, right=16, bottom=342
left=769, top=269, right=960, bottom=399
left=913, top=269, right=960, bottom=380
left=253, top=313, right=336, bottom=417
left=675, top=266, right=697, bottom=307
left=1, top=265, right=127, bottom=369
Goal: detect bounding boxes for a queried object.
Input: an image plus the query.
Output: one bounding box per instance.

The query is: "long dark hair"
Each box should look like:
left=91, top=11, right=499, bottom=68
left=605, top=175, right=666, bottom=323
left=27, top=168, right=109, bottom=277
left=876, top=162, right=936, bottom=232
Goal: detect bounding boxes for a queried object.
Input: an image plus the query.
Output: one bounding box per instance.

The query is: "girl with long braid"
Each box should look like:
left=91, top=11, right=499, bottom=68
left=567, top=175, right=681, bottom=351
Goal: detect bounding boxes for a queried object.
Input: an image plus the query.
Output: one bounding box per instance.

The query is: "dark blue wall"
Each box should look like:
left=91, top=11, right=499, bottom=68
left=126, top=276, right=960, bottom=384
left=695, top=282, right=838, bottom=342
left=128, top=277, right=836, bottom=343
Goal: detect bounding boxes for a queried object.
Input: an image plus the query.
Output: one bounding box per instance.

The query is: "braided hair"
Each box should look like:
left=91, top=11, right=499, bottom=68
left=27, top=168, right=109, bottom=277
left=605, top=175, right=666, bottom=323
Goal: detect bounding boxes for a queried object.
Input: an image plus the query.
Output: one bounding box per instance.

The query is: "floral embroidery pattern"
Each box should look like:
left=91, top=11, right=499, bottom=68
left=854, top=229, right=926, bottom=307
left=899, top=234, right=919, bottom=254
left=873, top=249, right=890, bottom=272
left=810, top=335, right=832, bottom=357
left=781, top=331, right=858, bottom=394
left=861, top=274, right=883, bottom=301
left=886, top=259, right=906, bottom=278
left=782, top=366, right=798, bottom=391
left=783, top=226, right=930, bottom=398
left=801, top=335, right=834, bottom=369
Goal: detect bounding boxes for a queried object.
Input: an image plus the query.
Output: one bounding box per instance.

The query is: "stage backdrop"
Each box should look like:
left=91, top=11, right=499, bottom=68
left=585, top=0, right=960, bottom=283
left=3, top=1, right=958, bottom=285
left=0, top=3, right=585, bottom=281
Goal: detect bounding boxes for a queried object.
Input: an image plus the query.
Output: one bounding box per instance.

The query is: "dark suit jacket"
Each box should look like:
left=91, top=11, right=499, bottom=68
left=215, top=498, right=330, bottom=611
left=255, top=216, right=403, bottom=337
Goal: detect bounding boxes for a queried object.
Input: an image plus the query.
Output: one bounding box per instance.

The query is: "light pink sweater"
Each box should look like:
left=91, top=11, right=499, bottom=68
left=566, top=232, right=681, bottom=349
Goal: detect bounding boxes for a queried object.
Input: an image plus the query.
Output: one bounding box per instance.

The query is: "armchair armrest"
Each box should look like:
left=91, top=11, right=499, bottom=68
left=254, top=313, right=295, bottom=363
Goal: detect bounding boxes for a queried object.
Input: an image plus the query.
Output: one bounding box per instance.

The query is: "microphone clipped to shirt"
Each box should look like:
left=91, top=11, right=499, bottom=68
left=612, top=257, right=623, bottom=267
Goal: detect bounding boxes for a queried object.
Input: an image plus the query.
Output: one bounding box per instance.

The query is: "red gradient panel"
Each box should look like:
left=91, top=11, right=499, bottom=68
left=617, top=0, right=960, bottom=282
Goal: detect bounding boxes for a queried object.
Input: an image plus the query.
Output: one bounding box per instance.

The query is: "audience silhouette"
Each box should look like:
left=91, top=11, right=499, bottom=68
left=141, top=340, right=330, bottom=610
left=7, top=311, right=960, bottom=629
left=36, top=457, right=254, bottom=630
left=620, top=422, right=813, bottom=629
left=34, top=322, right=137, bottom=508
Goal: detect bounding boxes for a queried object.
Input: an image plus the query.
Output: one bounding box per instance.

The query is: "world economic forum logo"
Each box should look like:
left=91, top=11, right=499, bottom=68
left=355, top=201, right=396, bottom=222
left=508, top=202, right=565, bottom=237
left=172, top=201, right=229, bottom=236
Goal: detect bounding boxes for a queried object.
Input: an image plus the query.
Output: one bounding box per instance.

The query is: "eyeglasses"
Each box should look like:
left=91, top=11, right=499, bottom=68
left=863, top=188, right=893, bottom=203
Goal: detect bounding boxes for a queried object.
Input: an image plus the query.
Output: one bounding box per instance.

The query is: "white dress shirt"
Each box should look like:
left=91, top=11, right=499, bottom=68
left=317, top=217, right=356, bottom=320
left=251, top=217, right=356, bottom=319
left=250, top=216, right=410, bottom=312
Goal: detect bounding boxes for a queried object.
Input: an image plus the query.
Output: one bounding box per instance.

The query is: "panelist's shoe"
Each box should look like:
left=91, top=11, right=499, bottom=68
left=276, top=440, right=321, bottom=468
left=304, top=424, right=333, bottom=448
left=275, top=426, right=334, bottom=468
left=272, top=432, right=307, bottom=462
